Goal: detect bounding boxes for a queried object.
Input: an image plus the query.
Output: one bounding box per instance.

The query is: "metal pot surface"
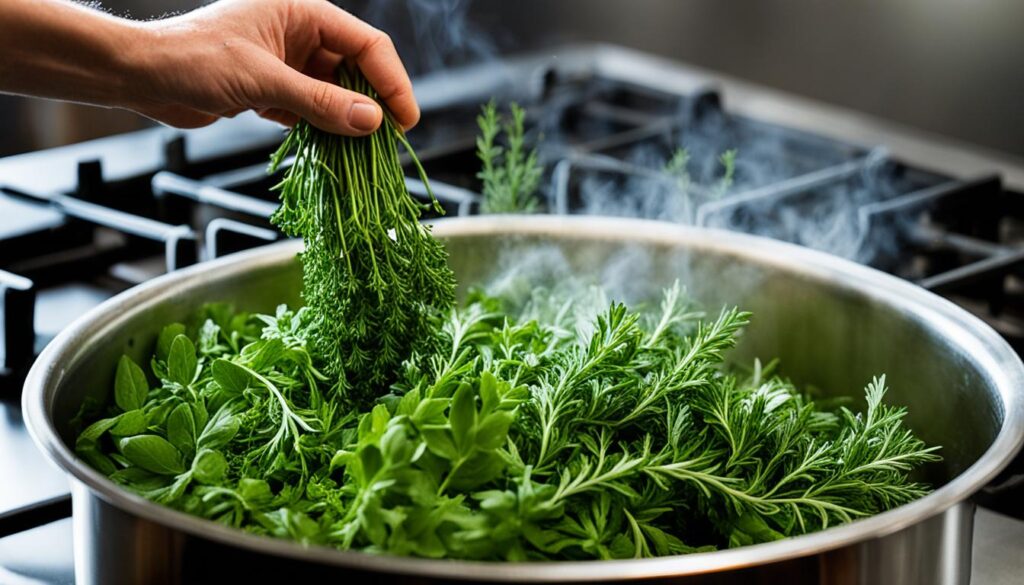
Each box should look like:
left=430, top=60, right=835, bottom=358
left=23, top=216, right=1024, bottom=584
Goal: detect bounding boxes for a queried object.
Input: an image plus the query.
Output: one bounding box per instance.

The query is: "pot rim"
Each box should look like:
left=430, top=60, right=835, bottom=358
left=22, top=215, right=1024, bottom=581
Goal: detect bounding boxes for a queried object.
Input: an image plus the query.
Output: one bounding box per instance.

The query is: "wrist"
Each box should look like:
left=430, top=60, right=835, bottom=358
left=0, top=0, right=155, bottom=109
left=105, top=21, right=163, bottom=112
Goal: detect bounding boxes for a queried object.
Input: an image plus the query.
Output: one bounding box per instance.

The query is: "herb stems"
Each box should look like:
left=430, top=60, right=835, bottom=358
left=270, top=66, right=455, bottom=405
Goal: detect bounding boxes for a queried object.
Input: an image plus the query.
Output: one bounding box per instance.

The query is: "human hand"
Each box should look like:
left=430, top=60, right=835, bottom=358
left=126, top=0, right=418, bottom=135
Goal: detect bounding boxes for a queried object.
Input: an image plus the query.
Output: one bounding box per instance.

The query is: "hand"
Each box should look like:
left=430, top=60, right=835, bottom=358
left=127, top=0, right=419, bottom=135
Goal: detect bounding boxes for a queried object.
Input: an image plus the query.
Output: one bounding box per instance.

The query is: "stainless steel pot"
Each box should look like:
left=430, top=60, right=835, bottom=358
left=23, top=216, right=1024, bottom=584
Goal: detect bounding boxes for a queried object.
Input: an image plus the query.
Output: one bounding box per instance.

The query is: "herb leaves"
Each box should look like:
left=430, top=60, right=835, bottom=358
left=269, top=66, right=455, bottom=405
left=477, top=100, right=542, bottom=214
left=72, top=72, right=937, bottom=559
left=74, top=284, right=939, bottom=560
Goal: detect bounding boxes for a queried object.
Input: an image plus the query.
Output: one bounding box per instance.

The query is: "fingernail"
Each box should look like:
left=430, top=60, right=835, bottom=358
left=348, top=102, right=380, bottom=132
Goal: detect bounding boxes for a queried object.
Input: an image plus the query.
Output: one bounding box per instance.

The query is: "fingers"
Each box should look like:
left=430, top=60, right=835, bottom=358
left=257, top=107, right=300, bottom=128
left=349, top=31, right=420, bottom=130
left=265, top=62, right=383, bottom=135
left=296, top=0, right=420, bottom=130
left=302, top=48, right=343, bottom=84
left=139, top=104, right=220, bottom=130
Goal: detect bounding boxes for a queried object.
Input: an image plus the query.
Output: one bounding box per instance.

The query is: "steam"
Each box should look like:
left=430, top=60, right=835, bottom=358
left=357, top=0, right=499, bottom=76
left=536, top=95, right=921, bottom=267
left=472, top=236, right=768, bottom=351
left=481, top=242, right=678, bottom=311
left=482, top=243, right=575, bottom=306
left=357, top=0, right=923, bottom=286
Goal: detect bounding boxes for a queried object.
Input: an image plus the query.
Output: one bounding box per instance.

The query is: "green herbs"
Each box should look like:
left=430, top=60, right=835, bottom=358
left=71, top=80, right=938, bottom=560
left=664, top=147, right=738, bottom=200
left=665, top=148, right=693, bottom=195
left=716, top=148, right=738, bottom=196
left=73, top=284, right=939, bottom=560
left=269, top=66, right=455, bottom=405
left=476, top=100, right=542, bottom=214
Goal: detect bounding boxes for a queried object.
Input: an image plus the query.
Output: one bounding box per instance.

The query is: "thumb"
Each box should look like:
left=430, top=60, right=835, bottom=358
left=265, top=64, right=383, bottom=136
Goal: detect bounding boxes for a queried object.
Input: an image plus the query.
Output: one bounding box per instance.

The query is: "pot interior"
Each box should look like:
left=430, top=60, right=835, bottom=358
left=48, top=223, right=1010, bottom=489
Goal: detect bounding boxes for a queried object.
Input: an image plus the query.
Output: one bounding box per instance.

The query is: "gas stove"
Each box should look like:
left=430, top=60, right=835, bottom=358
left=2, top=44, right=1023, bottom=584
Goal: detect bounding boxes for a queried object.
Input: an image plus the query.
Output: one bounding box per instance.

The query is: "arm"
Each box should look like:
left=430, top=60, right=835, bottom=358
left=0, top=0, right=419, bottom=136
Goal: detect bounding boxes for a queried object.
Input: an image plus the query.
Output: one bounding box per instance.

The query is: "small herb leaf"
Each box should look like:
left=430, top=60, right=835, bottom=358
left=212, top=359, right=250, bottom=395
left=118, top=435, right=186, bottom=476
left=114, top=355, right=149, bottom=412
left=167, top=335, right=197, bottom=386
left=167, top=403, right=197, bottom=458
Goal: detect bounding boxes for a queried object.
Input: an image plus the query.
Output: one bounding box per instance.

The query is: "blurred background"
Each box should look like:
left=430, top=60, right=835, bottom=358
left=1, top=0, right=1022, bottom=159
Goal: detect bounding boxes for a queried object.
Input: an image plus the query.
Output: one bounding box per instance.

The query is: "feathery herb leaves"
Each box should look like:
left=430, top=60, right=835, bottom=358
left=269, top=66, right=455, bottom=405
left=74, top=284, right=939, bottom=560
left=476, top=100, right=542, bottom=214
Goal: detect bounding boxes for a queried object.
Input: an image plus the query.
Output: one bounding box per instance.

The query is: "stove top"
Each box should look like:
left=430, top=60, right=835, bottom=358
left=1, top=44, right=1022, bottom=583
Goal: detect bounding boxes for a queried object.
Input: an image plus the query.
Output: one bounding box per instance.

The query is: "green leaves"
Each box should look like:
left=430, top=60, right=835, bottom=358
left=269, top=66, right=455, bottom=406
left=715, top=149, right=738, bottom=197
left=192, top=449, right=227, bottom=485
left=477, top=100, right=542, bottom=214
left=114, top=356, right=148, bottom=411
left=110, top=410, right=148, bottom=437
left=449, top=382, right=476, bottom=450
left=212, top=358, right=250, bottom=394
left=198, top=404, right=240, bottom=450
left=156, top=323, right=186, bottom=362
left=476, top=410, right=514, bottom=450
left=72, top=276, right=938, bottom=562
left=167, top=334, right=198, bottom=386
left=432, top=373, right=518, bottom=494
left=167, top=403, right=198, bottom=458
left=118, top=435, right=186, bottom=476
left=664, top=146, right=739, bottom=203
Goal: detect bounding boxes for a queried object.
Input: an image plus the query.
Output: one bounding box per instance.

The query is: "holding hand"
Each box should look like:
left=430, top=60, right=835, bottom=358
left=0, top=0, right=420, bottom=136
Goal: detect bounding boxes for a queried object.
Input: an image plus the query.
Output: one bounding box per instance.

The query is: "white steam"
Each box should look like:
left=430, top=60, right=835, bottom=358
left=359, top=0, right=498, bottom=76
left=536, top=96, right=922, bottom=267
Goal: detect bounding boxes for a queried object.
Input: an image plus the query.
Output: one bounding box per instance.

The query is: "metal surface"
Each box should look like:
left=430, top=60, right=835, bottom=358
left=0, top=269, right=35, bottom=375
left=21, top=216, right=1024, bottom=584
left=152, top=172, right=280, bottom=219
left=0, top=495, right=71, bottom=539
left=0, top=187, right=198, bottom=273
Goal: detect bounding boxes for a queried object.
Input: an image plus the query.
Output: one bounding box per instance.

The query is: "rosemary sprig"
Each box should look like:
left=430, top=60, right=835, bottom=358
left=476, top=100, right=542, bottom=214
left=664, top=147, right=738, bottom=204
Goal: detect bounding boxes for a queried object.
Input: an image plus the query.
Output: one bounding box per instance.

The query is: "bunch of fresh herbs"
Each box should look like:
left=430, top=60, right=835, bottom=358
left=269, top=66, right=455, bottom=405
left=73, top=282, right=939, bottom=559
